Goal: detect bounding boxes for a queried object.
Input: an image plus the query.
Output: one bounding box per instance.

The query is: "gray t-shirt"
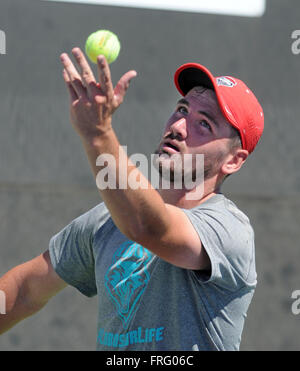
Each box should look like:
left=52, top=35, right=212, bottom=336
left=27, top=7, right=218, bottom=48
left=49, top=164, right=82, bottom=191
left=49, top=194, right=256, bottom=351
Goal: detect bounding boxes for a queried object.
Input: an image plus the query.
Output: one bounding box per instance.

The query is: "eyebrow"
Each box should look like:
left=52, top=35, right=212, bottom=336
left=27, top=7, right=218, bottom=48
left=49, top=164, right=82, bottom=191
left=176, top=98, right=189, bottom=106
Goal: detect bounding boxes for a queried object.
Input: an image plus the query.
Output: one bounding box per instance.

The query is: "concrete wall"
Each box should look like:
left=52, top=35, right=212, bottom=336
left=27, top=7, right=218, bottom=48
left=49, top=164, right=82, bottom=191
left=0, top=0, right=299, bottom=350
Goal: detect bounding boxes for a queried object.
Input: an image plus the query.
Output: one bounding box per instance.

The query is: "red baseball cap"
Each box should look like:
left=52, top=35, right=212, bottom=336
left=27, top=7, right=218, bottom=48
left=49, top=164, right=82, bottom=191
left=174, top=63, right=264, bottom=154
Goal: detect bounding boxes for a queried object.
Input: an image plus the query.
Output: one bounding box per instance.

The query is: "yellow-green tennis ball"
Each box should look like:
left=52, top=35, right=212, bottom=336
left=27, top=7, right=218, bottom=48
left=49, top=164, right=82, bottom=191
left=85, top=30, right=121, bottom=64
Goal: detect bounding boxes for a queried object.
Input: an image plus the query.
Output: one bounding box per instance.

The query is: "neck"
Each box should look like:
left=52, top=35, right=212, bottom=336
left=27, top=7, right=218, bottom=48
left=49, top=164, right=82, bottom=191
left=158, top=180, right=222, bottom=209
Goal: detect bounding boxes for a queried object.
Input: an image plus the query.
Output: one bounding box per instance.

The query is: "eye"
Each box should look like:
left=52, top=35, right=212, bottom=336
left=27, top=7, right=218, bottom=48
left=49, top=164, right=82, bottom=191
left=199, top=120, right=212, bottom=131
left=176, top=105, right=188, bottom=115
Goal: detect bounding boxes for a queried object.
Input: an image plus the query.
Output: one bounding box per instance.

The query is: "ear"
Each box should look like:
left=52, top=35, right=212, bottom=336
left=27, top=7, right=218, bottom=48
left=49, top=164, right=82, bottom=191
left=221, top=149, right=249, bottom=176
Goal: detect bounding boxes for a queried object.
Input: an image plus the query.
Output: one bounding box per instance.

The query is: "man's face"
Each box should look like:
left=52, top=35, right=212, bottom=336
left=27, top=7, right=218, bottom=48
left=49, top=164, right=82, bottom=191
left=154, top=86, right=236, bottom=186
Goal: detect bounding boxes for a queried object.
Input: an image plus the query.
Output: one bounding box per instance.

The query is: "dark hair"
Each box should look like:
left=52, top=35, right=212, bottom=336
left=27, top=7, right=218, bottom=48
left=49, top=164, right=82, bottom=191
left=227, top=125, right=242, bottom=152
left=220, top=126, right=242, bottom=184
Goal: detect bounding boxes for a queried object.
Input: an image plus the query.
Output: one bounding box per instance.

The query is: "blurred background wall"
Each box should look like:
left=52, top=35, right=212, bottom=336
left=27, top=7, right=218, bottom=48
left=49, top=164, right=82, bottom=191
left=0, top=0, right=299, bottom=350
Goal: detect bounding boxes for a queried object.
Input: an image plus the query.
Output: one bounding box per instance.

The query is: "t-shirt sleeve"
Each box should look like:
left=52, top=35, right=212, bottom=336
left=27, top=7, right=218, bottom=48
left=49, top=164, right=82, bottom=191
left=49, top=202, right=110, bottom=297
left=182, top=199, right=256, bottom=291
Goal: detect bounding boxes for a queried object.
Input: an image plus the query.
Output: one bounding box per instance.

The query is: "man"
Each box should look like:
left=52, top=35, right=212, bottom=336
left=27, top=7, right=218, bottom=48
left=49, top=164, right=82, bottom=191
left=0, top=48, right=264, bottom=350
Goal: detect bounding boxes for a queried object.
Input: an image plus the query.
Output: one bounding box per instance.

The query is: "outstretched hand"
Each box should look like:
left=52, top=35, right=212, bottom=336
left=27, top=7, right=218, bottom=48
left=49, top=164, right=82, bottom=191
left=60, top=47, right=137, bottom=143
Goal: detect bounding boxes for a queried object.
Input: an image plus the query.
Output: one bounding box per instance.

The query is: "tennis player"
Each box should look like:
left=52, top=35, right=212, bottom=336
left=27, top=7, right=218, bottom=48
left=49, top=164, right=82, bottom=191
left=0, top=48, right=264, bottom=350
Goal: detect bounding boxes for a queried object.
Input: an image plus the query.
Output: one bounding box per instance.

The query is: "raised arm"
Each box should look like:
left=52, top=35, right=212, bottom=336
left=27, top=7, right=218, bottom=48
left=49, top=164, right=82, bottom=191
left=0, top=251, right=67, bottom=334
left=60, top=49, right=210, bottom=271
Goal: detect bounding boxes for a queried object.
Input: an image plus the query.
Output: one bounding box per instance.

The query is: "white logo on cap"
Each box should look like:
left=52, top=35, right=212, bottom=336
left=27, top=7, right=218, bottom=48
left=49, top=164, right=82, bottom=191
left=216, top=76, right=237, bottom=87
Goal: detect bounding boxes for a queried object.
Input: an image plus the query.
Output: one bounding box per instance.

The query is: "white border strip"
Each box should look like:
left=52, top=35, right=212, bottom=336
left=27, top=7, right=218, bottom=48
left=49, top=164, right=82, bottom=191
left=43, top=0, right=266, bottom=17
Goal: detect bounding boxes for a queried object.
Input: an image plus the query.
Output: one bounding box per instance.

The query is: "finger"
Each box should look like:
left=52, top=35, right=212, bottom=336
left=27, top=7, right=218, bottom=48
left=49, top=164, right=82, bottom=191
left=97, top=55, right=114, bottom=101
left=114, top=70, right=137, bottom=103
left=60, top=53, right=86, bottom=97
left=71, top=48, right=98, bottom=96
left=62, top=69, right=78, bottom=102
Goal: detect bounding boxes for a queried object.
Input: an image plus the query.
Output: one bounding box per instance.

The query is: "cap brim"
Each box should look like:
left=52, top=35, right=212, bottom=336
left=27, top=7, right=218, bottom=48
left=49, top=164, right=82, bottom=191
left=174, top=63, right=216, bottom=96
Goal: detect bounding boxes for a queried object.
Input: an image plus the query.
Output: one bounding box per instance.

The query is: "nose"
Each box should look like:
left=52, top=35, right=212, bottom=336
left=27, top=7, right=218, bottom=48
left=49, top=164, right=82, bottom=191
left=169, top=118, right=187, bottom=139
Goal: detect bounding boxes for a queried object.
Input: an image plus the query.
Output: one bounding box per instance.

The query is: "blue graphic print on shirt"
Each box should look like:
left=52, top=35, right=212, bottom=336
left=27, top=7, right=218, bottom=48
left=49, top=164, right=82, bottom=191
left=105, top=240, right=154, bottom=329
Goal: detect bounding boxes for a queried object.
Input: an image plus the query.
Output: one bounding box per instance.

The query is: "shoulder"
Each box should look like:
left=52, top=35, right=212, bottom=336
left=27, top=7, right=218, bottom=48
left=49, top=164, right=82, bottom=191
left=184, top=194, right=254, bottom=242
left=183, top=194, right=256, bottom=285
left=50, top=202, right=112, bottom=252
left=71, top=202, right=112, bottom=237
